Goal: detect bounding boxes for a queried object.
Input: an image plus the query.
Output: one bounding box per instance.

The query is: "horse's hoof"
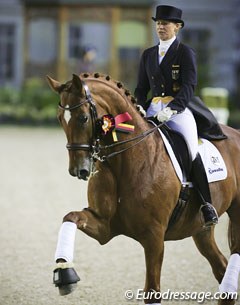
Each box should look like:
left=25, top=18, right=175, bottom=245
left=53, top=263, right=80, bottom=296
left=58, top=283, right=78, bottom=296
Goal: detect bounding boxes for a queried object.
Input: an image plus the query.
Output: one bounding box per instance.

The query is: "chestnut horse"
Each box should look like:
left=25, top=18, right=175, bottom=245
left=47, top=73, right=240, bottom=305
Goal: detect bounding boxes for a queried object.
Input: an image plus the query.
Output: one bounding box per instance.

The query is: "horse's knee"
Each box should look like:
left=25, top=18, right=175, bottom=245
left=62, top=209, right=113, bottom=244
left=63, top=212, right=78, bottom=224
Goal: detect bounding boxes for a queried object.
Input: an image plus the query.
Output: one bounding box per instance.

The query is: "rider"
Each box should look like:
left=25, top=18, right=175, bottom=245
left=134, top=5, right=227, bottom=227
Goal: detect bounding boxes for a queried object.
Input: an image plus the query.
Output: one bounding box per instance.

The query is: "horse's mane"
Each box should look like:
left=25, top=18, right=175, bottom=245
left=80, top=72, right=138, bottom=109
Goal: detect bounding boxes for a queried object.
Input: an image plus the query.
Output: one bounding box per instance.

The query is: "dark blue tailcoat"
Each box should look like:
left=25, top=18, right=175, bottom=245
left=134, top=39, right=226, bottom=140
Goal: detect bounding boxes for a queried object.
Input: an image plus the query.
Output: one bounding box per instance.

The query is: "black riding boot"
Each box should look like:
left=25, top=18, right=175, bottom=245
left=191, top=153, right=218, bottom=227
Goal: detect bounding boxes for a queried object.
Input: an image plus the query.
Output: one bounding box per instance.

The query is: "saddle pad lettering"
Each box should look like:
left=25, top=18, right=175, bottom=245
left=159, top=130, right=227, bottom=183
left=198, top=138, right=227, bottom=183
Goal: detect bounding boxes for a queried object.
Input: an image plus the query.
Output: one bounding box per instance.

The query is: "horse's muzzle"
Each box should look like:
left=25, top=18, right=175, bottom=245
left=69, top=167, right=90, bottom=180
left=78, top=169, right=89, bottom=180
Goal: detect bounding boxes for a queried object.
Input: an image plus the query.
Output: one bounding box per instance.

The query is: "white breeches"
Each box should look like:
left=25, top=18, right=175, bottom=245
left=147, top=103, right=198, bottom=161
left=166, top=108, right=198, bottom=161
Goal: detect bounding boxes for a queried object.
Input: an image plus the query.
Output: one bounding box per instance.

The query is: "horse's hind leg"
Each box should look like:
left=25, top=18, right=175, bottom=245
left=193, top=227, right=237, bottom=305
left=193, top=227, right=227, bottom=283
left=217, top=200, right=240, bottom=304
left=227, top=200, right=240, bottom=254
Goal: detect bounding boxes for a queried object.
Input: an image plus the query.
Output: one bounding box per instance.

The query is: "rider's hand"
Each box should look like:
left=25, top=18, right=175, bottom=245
left=155, top=107, right=177, bottom=122
left=136, top=105, right=146, bottom=117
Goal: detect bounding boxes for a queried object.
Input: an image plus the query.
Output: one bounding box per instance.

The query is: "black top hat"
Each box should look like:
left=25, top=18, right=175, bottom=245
left=152, top=5, right=184, bottom=27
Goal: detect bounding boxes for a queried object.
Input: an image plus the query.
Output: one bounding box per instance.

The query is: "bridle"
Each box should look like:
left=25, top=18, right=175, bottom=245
left=58, top=81, right=163, bottom=162
left=58, top=82, right=98, bottom=153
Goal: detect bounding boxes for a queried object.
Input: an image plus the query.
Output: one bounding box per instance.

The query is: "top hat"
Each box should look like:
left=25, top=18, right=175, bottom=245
left=152, top=5, right=184, bottom=27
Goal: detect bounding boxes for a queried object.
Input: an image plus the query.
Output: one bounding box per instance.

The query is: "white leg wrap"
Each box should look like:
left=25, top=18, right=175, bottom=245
left=54, top=221, right=77, bottom=262
left=146, top=303, right=161, bottom=305
left=219, top=253, right=240, bottom=293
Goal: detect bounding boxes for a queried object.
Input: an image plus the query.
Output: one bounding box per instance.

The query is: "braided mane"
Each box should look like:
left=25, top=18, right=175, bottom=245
left=80, top=72, right=138, bottom=108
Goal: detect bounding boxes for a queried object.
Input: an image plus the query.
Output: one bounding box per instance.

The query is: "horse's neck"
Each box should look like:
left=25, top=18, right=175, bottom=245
left=86, top=78, right=176, bottom=197
left=87, top=77, right=148, bottom=133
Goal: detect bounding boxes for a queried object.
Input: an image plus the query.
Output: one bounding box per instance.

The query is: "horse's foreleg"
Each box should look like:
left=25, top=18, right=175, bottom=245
left=53, top=168, right=118, bottom=295
left=62, top=207, right=115, bottom=244
left=54, top=209, right=116, bottom=290
left=53, top=209, right=115, bottom=295
left=141, top=227, right=165, bottom=305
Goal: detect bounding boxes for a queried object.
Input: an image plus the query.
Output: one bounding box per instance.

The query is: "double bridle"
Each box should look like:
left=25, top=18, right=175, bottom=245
left=58, top=81, right=163, bottom=162
left=58, top=82, right=98, bottom=154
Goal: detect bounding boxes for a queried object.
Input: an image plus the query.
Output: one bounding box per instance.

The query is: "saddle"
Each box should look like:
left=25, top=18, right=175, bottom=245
left=148, top=119, right=227, bottom=184
left=159, top=123, right=192, bottom=228
left=160, top=124, right=192, bottom=181
left=148, top=119, right=227, bottom=229
left=148, top=119, right=192, bottom=181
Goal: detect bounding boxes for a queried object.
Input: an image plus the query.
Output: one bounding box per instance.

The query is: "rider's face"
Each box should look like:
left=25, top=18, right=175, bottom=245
left=155, top=20, right=181, bottom=41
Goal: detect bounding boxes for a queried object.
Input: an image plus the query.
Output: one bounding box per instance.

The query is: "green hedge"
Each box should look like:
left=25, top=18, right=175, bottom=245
left=1, top=77, right=240, bottom=128
left=228, top=110, right=240, bottom=129
left=0, top=78, right=59, bottom=125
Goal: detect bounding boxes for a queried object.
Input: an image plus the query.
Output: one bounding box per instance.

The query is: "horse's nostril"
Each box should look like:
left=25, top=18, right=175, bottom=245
left=78, top=169, right=89, bottom=180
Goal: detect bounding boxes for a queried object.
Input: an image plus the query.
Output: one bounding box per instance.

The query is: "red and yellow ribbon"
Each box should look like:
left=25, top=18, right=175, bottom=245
left=113, top=112, right=135, bottom=141
left=101, top=112, right=135, bottom=142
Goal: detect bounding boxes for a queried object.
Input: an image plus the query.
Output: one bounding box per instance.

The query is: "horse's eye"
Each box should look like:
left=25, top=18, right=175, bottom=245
left=79, top=114, right=89, bottom=125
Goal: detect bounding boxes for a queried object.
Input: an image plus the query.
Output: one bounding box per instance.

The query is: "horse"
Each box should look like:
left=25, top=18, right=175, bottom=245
left=47, top=73, right=240, bottom=305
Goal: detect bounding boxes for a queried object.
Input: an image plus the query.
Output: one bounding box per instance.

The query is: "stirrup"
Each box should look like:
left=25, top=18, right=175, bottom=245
left=200, top=203, right=218, bottom=227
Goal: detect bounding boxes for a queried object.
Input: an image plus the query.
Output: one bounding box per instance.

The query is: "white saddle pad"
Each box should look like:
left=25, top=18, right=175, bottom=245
left=159, top=130, right=227, bottom=183
left=198, top=138, right=227, bottom=183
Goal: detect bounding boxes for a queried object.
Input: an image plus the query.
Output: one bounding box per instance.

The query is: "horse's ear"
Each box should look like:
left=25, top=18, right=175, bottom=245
left=46, top=75, right=61, bottom=93
left=72, top=74, right=83, bottom=93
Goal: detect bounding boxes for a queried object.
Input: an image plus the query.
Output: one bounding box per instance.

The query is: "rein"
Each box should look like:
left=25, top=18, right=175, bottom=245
left=59, top=81, right=163, bottom=162
left=98, top=122, right=163, bottom=161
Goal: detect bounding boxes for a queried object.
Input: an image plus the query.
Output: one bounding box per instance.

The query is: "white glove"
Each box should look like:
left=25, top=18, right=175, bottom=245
left=155, top=107, right=177, bottom=122
left=136, top=105, right=146, bottom=117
